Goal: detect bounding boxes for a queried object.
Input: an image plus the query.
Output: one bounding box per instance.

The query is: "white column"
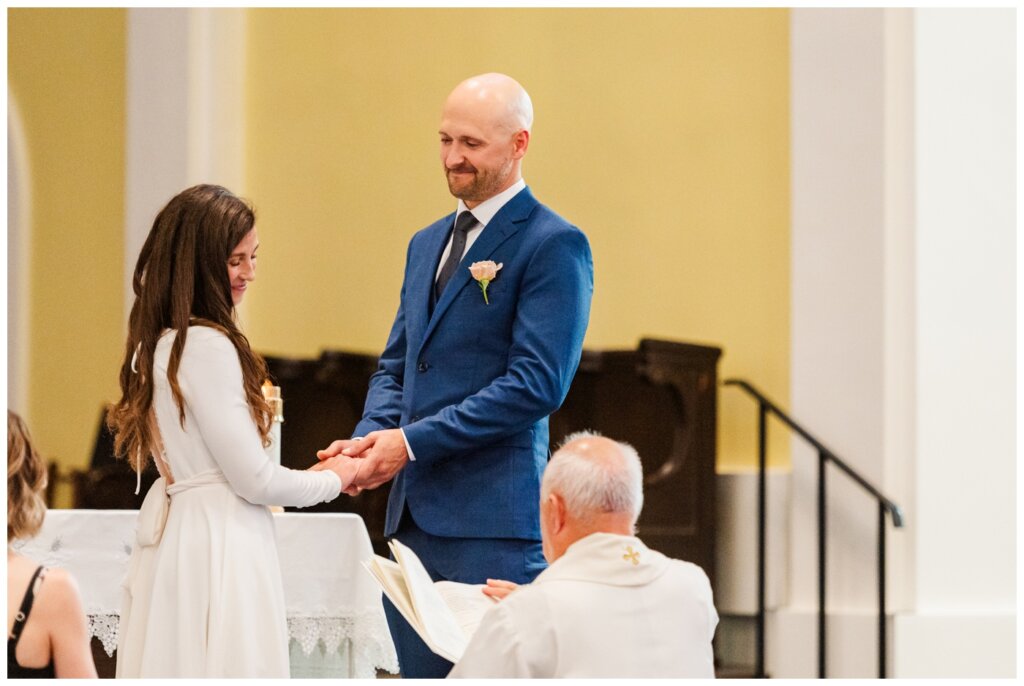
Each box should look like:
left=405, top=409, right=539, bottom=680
left=124, top=8, right=246, bottom=318
left=124, top=9, right=189, bottom=316
left=782, top=9, right=894, bottom=677
left=785, top=7, right=1015, bottom=678
left=186, top=8, right=247, bottom=192
left=894, top=8, right=1016, bottom=678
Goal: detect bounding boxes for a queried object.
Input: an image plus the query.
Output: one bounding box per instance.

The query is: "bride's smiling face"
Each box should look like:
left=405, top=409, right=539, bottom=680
left=227, top=229, right=259, bottom=305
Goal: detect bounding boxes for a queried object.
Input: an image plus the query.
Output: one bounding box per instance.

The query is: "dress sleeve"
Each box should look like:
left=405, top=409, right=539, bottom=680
left=178, top=329, right=341, bottom=507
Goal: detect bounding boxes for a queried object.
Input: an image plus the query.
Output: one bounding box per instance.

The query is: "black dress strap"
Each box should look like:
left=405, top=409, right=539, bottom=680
left=9, top=566, right=47, bottom=644
left=8, top=565, right=56, bottom=679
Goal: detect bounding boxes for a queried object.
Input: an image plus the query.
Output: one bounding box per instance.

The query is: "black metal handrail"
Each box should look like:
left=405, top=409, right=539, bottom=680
left=724, top=378, right=905, bottom=678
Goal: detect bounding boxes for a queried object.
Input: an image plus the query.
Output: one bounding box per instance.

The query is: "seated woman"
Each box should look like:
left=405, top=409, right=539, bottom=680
left=7, top=411, right=98, bottom=678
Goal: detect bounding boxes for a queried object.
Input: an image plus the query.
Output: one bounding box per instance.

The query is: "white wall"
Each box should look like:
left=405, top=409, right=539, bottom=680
left=894, top=8, right=1016, bottom=677
left=786, top=7, right=1015, bottom=678
left=715, top=471, right=791, bottom=615
left=911, top=6, right=1015, bottom=615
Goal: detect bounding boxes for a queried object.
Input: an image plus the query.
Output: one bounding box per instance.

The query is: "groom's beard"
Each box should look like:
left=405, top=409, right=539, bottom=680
left=445, top=157, right=514, bottom=204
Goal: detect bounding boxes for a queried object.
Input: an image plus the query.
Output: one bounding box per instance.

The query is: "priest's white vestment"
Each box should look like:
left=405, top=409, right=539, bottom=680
left=449, top=531, right=718, bottom=678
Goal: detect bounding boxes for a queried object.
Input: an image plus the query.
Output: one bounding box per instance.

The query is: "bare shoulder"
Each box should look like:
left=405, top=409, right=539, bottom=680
left=34, top=567, right=86, bottom=617
left=34, top=567, right=98, bottom=677
left=7, top=555, right=36, bottom=615
left=7, top=552, right=39, bottom=580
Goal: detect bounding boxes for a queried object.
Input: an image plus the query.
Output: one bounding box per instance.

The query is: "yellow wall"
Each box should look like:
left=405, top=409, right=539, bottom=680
left=245, top=8, right=791, bottom=469
left=8, top=10, right=126, bottom=493
left=7, top=8, right=789, bottom=481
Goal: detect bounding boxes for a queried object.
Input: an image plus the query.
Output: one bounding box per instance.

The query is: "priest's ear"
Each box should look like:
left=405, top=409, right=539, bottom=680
left=542, top=492, right=568, bottom=535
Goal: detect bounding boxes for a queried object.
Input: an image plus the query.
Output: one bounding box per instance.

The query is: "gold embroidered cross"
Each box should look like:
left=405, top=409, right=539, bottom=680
left=623, top=546, right=640, bottom=566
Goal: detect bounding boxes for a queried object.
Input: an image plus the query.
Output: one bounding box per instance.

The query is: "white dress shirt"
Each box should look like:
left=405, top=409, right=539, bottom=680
left=433, top=178, right=527, bottom=280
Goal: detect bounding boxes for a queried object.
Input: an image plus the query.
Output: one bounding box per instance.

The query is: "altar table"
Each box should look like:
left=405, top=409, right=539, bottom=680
left=13, top=510, right=398, bottom=678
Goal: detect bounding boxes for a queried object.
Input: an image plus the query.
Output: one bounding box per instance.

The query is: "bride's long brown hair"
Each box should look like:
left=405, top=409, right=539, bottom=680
left=107, top=184, right=271, bottom=474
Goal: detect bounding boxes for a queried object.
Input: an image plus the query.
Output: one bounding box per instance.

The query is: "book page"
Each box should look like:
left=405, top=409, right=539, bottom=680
left=391, top=540, right=469, bottom=662
left=435, top=581, right=497, bottom=639
left=363, top=557, right=420, bottom=633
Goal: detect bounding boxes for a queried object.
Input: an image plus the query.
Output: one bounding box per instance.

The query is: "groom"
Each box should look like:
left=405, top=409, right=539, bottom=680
left=317, top=73, right=593, bottom=677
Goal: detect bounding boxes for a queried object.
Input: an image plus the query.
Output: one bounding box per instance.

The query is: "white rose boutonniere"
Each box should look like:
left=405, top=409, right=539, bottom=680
left=468, top=261, right=503, bottom=305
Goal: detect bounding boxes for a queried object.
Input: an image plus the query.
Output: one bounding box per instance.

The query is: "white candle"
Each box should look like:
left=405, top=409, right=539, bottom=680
left=262, top=382, right=284, bottom=467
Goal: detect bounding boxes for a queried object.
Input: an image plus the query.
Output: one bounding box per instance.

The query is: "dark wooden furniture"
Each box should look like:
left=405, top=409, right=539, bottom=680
left=75, top=408, right=156, bottom=510
left=549, top=339, right=721, bottom=586
left=264, top=338, right=722, bottom=575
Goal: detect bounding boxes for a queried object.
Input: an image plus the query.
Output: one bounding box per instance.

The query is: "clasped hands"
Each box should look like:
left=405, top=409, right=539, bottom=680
left=309, top=429, right=410, bottom=496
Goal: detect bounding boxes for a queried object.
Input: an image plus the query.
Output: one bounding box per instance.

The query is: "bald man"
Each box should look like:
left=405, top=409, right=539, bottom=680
left=318, top=73, right=593, bottom=677
left=449, top=432, right=719, bottom=678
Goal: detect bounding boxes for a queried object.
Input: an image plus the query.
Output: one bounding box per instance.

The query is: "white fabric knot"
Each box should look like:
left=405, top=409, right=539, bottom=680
left=135, top=477, right=169, bottom=547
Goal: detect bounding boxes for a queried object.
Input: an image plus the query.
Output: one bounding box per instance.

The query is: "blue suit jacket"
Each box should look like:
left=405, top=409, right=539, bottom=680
left=354, top=187, right=593, bottom=540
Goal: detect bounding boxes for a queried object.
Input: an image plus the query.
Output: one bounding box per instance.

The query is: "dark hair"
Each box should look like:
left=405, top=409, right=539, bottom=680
left=8, top=411, right=47, bottom=541
left=107, top=184, right=271, bottom=473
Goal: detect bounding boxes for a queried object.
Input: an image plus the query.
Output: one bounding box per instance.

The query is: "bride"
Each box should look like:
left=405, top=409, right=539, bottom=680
left=108, top=184, right=359, bottom=677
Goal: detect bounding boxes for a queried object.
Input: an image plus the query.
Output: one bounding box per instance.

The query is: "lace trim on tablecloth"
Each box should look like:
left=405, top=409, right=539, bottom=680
left=288, top=612, right=399, bottom=677
left=83, top=611, right=399, bottom=675
left=87, top=614, right=121, bottom=656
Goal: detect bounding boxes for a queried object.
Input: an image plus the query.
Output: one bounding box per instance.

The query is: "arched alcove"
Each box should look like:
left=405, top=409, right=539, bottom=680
left=8, top=91, right=31, bottom=414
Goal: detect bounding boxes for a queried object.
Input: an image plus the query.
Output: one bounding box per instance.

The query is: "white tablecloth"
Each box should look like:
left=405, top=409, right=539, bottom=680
left=12, top=509, right=398, bottom=678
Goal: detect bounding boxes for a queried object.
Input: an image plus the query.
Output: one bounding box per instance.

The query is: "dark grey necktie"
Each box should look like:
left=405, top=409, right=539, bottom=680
left=435, top=211, right=478, bottom=300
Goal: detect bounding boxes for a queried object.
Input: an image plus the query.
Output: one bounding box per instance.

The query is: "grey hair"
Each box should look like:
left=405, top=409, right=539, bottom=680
left=541, top=430, right=644, bottom=527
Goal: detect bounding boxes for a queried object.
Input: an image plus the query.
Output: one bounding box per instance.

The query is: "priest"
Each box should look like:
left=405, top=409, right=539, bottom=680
left=449, top=431, right=718, bottom=678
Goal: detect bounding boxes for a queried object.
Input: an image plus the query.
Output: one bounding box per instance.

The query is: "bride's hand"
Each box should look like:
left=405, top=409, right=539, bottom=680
left=312, top=456, right=364, bottom=495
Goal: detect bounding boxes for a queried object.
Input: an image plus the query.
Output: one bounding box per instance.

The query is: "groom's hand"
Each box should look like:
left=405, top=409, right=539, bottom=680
left=316, top=438, right=361, bottom=461
left=342, top=429, right=409, bottom=489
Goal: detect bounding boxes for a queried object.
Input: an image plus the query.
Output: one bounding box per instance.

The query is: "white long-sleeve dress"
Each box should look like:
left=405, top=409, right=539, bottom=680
left=115, top=326, right=342, bottom=678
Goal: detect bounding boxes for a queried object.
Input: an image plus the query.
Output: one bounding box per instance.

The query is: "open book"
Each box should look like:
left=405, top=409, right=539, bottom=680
left=363, top=539, right=497, bottom=663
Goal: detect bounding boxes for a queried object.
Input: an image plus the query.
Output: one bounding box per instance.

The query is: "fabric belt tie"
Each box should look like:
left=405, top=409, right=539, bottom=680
left=166, top=469, right=228, bottom=496
left=133, top=470, right=227, bottom=550
left=122, top=469, right=229, bottom=621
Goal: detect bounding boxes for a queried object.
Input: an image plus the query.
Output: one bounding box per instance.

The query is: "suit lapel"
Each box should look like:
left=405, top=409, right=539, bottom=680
left=418, top=187, right=538, bottom=350
left=408, top=213, right=455, bottom=345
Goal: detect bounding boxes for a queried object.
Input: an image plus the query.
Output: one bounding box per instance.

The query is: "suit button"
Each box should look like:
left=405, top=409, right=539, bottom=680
left=417, top=362, right=429, bottom=372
